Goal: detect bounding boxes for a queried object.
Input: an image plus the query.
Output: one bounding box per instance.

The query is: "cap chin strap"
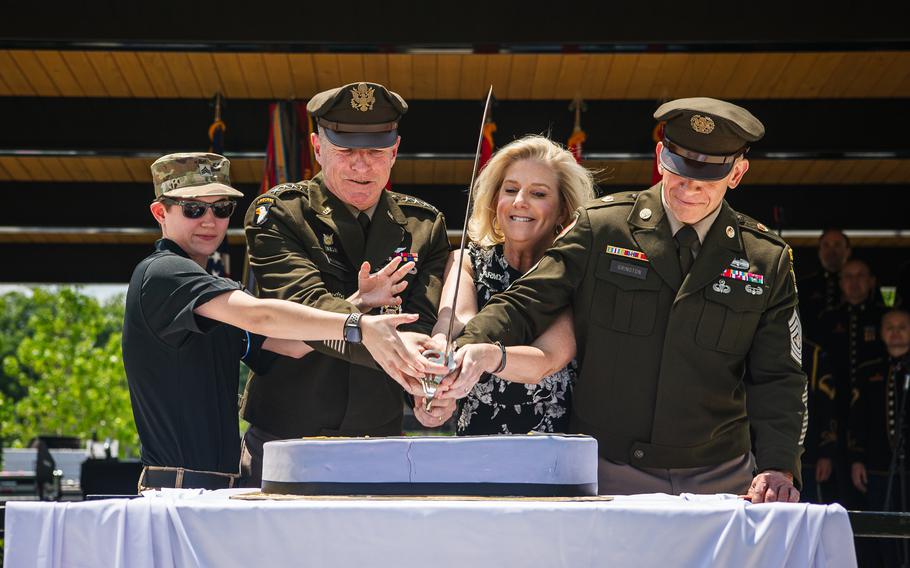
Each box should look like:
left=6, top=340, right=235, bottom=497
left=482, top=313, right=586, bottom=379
left=663, top=137, right=746, bottom=164
left=316, top=118, right=398, bottom=133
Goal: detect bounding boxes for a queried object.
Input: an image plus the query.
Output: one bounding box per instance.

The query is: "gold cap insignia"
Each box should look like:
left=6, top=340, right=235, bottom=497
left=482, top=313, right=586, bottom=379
left=350, top=83, right=375, bottom=112
left=690, top=114, right=715, bottom=134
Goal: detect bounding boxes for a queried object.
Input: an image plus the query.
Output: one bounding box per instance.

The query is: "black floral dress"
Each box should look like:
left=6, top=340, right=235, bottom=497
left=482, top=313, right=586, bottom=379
left=456, top=242, right=576, bottom=435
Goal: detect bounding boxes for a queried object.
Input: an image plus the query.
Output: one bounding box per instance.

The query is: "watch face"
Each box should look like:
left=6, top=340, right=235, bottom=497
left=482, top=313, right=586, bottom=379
left=344, top=313, right=363, bottom=344
left=345, top=326, right=362, bottom=344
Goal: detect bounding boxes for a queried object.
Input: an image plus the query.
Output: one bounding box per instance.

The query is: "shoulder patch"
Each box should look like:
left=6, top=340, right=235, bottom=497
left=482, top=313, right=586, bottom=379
left=252, top=195, right=276, bottom=225
left=248, top=183, right=311, bottom=227
left=390, top=192, right=439, bottom=215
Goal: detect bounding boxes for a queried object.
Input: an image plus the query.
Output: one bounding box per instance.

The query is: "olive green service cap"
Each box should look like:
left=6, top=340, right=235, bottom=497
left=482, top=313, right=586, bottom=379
left=654, top=97, right=765, bottom=181
left=307, top=82, right=408, bottom=148
left=150, top=152, right=244, bottom=199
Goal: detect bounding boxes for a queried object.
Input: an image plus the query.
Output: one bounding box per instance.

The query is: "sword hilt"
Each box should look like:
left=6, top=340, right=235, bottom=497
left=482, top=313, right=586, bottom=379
left=420, top=348, right=456, bottom=411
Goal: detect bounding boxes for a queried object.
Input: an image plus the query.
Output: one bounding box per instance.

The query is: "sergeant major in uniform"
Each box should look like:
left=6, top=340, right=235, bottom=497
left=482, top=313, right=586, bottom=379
left=240, top=82, right=453, bottom=486
left=456, top=98, right=807, bottom=502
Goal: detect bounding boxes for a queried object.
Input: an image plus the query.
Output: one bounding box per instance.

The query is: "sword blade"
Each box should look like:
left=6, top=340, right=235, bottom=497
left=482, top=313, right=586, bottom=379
left=444, top=86, right=494, bottom=355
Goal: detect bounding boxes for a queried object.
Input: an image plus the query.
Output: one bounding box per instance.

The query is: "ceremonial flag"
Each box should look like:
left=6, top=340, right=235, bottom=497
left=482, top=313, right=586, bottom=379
left=478, top=104, right=496, bottom=172
left=651, top=121, right=665, bottom=185
left=568, top=98, right=587, bottom=164
left=247, top=100, right=316, bottom=289
left=208, top=93, right=226, bottom=155
left=206, top=93, right=231, bottom=278
left=259, top=101, right=316, bottom=195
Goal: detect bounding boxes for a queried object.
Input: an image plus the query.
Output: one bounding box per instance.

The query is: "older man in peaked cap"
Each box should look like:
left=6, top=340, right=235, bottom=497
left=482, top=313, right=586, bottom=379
left=240, top=82, right=453, bottom=486
left=457, top=98, right=807, bottom=502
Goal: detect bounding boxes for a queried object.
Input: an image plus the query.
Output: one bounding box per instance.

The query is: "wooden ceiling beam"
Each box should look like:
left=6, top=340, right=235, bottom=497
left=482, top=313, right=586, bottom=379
left=2, top=50, right=909, bottom=100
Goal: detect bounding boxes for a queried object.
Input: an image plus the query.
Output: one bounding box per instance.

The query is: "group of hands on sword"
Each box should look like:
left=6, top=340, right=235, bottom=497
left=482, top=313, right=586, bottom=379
left=355, top=255, right=801, bottom=503
left=349, top=255, right=488, bottom=426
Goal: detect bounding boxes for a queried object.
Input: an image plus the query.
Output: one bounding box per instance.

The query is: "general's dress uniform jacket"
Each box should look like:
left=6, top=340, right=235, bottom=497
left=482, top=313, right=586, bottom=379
left=458, top=183, right=808, bottom=482
left=242, top=175, right=449, bottom=438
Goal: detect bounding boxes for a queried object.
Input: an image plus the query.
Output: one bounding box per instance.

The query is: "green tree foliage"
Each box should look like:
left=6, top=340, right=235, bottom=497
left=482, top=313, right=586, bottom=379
left=0, top=288, right=138, bottom=454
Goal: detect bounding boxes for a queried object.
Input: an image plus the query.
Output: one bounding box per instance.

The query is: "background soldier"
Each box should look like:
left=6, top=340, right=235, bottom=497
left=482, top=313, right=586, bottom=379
left=849, top=308, right=910, bottom=566
left=799, top=228, right=851, bottom=341
left=240, top=82, right=452, bottom=486
left=818, top=258, right=888, bottom=505
left=456, top=98, right=806, bottom=502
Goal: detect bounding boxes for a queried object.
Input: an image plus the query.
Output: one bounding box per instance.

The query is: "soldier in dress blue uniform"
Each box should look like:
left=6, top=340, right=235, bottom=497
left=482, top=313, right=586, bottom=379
left=818, top=258, right=888, bottom=505
left=849, top=309, right=910, bottom=566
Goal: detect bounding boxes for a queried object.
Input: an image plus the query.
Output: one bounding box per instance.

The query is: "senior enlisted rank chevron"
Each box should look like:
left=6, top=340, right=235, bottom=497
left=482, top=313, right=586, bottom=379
left=457, top=98, right=808, bottom=503
left=240, top=82, right=453, bottom=486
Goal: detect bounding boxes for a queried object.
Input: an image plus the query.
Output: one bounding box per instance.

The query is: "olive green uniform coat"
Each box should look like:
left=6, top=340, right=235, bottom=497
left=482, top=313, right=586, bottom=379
left=242, top=175, right=449, bottom=438
left=458, top=183, right=807, bottom=482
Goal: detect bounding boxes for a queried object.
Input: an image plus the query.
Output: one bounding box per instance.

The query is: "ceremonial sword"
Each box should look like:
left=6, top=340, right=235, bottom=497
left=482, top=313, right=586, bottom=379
left=420, top=86, right=494, bottom=410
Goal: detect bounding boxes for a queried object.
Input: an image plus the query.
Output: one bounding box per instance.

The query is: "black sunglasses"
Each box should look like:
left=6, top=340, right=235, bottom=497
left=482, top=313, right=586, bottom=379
left=162, top=198, right=236, bottom=219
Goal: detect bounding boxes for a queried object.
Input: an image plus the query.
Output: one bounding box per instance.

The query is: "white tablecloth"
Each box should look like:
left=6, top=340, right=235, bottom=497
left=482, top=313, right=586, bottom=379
left=5, top=490, right=856, bottom=568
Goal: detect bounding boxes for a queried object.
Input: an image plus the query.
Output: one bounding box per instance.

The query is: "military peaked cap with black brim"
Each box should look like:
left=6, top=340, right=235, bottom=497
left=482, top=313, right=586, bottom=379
left=654, top=97, right=765, bottom=181
left=307, top=82, right=408, bottom=149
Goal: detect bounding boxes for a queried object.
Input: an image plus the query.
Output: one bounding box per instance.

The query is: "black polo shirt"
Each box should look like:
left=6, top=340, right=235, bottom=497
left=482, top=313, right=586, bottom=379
left=122, top=239, right=276, bottom=474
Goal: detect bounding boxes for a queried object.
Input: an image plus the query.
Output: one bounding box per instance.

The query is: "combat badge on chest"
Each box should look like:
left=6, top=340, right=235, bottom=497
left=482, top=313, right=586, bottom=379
left=716, top=256, right=767, bottom=296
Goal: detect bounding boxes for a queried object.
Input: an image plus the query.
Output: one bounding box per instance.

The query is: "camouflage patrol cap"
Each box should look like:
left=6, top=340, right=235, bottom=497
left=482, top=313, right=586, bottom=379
left=654, top=97, right=765, bottom=181
left=307, top=82, right=408, bottom=148
left=150, top=152, right=244, bottom=199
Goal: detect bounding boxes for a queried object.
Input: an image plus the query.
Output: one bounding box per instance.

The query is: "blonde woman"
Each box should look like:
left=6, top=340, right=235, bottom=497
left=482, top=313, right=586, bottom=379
left=431, top=135, right=596, bottom=434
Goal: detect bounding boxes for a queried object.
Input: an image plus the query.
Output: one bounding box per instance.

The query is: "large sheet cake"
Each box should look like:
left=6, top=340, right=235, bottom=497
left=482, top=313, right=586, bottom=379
left=262, top=434, right=598, bottom=496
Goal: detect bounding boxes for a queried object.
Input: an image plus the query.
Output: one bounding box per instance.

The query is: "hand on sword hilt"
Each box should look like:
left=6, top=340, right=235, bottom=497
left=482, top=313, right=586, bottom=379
left=419, top=348, right=456, bottom=411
